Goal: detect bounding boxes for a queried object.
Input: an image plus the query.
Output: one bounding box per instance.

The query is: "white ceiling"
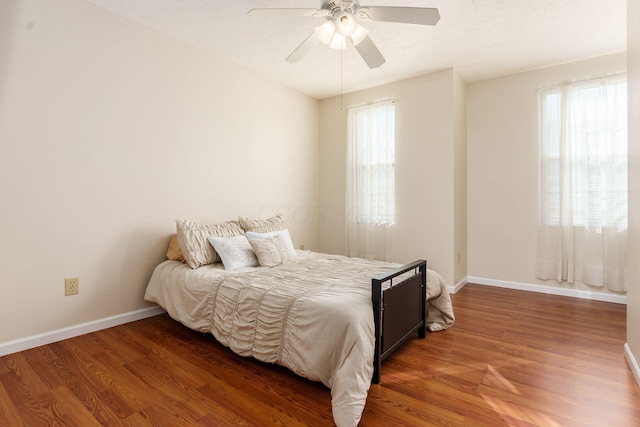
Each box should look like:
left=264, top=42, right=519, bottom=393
left=83, top=0, right=627, bottom=99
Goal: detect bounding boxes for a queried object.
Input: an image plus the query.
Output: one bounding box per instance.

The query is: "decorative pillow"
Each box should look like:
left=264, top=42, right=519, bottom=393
left=175, top=219, right=244, bottom=269
left=239, top=213, right=286, bottom=233
left=166, top=234, right=185, bottom=262
left=245, top=229, right=296, bottom=259
left=207, top=235, right=258, bottom=270
left=248, top=234, right=294, bottom=267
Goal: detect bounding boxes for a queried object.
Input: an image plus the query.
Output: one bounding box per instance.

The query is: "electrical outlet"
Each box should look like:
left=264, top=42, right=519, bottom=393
left=65, top=277, right=79, bottom=296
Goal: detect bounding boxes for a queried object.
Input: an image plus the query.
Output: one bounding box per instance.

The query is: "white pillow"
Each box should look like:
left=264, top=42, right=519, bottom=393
left=245, top=229, right=296, bottom=259
left=207, top=235, right=258, bottom=270
left=248, top=234, right=294, bottom=267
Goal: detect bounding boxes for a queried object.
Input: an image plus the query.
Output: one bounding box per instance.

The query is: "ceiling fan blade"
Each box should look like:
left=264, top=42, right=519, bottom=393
left=286, top=32, right=320, bottom=63
left=360, top=7, right=440, bottom=26
left=354, top=35, right=386, bottom=69
left=248, top=8, right=326, bottom=17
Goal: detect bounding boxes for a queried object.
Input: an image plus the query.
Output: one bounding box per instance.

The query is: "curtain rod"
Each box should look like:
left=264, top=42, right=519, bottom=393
left=538, top=72, right=627, bottom=90
left=347, top=98, right=398, bottom=110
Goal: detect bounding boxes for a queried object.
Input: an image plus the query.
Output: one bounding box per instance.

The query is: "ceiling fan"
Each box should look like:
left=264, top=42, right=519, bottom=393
left=248, top=1, right=440, bottom=69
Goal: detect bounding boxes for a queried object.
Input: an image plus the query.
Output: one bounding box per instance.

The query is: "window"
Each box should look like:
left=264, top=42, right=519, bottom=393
left=346, top=100, right=396, bottom=224
left=539, top=75, right=628, bottom=231
left=345, top=99, right=396, bottom=261
left=535, top=74, right=628, bottom=292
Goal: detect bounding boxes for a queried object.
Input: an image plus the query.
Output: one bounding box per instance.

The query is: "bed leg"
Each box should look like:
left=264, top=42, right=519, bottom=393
left=418, top=262, right=427, bottom=339
left=372, top=277, right=382, bottom=384
left=372, top=356, right=381, bottom=384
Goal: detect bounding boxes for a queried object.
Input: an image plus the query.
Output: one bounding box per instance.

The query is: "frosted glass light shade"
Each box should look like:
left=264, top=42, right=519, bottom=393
left=329, top=32, right=347, bottom=50
left=315, top=21, right=335, bottom=45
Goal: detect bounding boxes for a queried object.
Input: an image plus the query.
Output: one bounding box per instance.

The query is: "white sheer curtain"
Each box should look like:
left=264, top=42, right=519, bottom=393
left=345, top=100, right=396, bottom=261
left=535, top=75, right=628, bottom=292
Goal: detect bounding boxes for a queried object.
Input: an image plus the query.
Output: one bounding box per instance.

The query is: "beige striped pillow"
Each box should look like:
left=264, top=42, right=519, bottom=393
left=238, top=214, right=286, bottom=233
left=175, top=219, right=244, bottom=269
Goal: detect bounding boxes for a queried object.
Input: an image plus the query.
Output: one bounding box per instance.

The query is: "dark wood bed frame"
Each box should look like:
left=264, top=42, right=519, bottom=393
left=371, top=259, right=427, bottom=384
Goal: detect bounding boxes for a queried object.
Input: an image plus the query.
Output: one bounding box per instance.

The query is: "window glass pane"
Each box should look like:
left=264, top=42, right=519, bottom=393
left=348, top=101, right=395, bottom=224
left=539, top=76, right=627, bottom=231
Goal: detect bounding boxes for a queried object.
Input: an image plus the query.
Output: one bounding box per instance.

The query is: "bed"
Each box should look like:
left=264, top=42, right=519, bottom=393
left=144, top=216, right=454, bottom=426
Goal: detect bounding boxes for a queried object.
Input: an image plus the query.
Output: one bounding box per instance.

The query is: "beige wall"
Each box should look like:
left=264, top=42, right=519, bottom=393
left=0, top=0, right=319, bottom=344
left=318, top=69, right=466, bottom=287
left=467, top=53, right=627, bottom=295
left=627, top=0, right=640, bottom=380
left=453, top=71, right=468, bottom=285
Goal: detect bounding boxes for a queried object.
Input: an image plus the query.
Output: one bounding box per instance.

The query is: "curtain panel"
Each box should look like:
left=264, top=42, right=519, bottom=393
left=536, top=225, right=627, bottom=292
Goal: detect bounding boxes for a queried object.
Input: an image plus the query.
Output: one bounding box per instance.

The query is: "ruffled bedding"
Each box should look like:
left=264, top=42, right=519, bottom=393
left=144, top=251, right=454, bottom=426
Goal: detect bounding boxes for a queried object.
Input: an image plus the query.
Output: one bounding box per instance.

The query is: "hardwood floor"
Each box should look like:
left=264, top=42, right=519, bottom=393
left=1, top=284, right=639, bottom=426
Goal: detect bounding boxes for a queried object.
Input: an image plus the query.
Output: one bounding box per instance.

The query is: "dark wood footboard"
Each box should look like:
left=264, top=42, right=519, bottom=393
left=371, top=259, right=427, bottom=384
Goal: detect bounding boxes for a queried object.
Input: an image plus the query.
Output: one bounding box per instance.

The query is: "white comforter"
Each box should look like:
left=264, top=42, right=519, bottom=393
left=144, top=251, right=453, bottom=426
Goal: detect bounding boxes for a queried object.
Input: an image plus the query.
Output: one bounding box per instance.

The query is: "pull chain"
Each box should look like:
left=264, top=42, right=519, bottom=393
left=340, top=46, right=344, bottom=111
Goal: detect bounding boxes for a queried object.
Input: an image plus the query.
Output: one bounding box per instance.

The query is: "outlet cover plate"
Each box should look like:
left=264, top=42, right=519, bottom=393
left=65, top=277, right=79, bottom=296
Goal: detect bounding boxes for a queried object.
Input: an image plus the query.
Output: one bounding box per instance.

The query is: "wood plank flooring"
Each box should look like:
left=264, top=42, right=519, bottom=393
left=1, top=284, right=639, bottom=426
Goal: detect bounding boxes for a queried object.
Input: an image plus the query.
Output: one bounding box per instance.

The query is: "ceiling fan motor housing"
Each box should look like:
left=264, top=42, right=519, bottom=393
left=321, top=0, right=360, bottom=14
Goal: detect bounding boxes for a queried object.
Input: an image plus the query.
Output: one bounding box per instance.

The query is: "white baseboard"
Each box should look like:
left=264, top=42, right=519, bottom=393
left=625, top=343, right=640, bottom=388
left=465, top=276, right=627, bottom=304
left=448, top=277, right=468, bottom=295
left=3, top=277, right=624, bottom=357
left=0, top=306, right=166, bottom=357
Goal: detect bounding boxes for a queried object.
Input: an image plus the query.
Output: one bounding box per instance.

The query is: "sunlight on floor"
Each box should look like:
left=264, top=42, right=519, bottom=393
left=483, top=365, right=521, bottom=395
left=481, top=364, right=561, bottom=427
